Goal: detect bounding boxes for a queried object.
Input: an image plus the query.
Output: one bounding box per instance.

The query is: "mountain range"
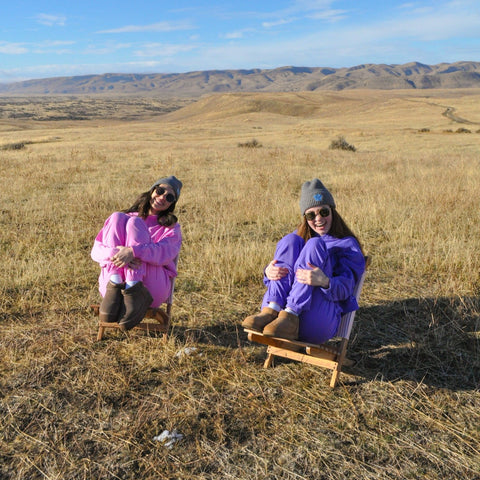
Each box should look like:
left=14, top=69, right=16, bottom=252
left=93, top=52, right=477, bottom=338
left=1, top=61, right=480, bottom=97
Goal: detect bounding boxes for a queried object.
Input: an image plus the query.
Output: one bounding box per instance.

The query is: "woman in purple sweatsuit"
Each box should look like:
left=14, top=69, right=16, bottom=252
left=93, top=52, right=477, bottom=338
left=242, top=178, right=365, bottom=344
left=91, top=176, right=182, bottom=331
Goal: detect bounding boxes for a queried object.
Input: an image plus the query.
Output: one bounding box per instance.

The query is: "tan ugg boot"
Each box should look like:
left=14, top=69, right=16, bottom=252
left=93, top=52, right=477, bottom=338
left=99, top=281, right=125, bottom=323
left=118, top=282, right=153, bottom=331
left=262, top=310, right=299, bottom=340
left=242, top=307, right=279, bottom=331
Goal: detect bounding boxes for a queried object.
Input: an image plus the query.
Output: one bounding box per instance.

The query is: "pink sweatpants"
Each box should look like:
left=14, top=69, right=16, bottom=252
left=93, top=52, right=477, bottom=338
left=96, top=212, right=172, bottom=307
left=101, top=212, right=151, bottom=283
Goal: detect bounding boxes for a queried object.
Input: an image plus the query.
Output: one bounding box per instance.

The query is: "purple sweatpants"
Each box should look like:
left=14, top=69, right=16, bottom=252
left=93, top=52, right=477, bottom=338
left=261, top=233, right=341, bottom=344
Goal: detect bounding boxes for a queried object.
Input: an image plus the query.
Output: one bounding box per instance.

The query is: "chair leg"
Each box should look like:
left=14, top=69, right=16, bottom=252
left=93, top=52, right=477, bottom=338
left=97, top=325, right=105, bottom=341
left=264, top=352, right=274, bottom=368
left=330, top=366, right=341, bottom=388
left=330, top=338, right=348, bottom=388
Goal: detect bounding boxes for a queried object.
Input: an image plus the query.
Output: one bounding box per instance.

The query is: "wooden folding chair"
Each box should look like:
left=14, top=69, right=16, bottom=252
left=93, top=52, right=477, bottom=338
left=91, top=255, right=179, bottom=341
left=244, top=256, right=370, bottom=388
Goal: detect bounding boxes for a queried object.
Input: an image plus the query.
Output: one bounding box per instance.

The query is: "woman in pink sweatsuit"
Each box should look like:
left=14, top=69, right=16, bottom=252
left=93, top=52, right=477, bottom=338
left=91, top=176, right=182, bottom=331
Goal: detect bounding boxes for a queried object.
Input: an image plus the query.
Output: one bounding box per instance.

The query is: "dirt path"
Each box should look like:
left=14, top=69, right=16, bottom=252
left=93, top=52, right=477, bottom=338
left=441, top=106, right=480, bottom=125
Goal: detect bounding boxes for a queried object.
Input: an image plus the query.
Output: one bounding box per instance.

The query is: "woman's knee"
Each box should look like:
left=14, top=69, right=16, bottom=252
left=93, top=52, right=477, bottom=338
left=305, top=236, right=325, bottom=247
left=109, top=211, right=129, bottom=224
left=304, top=237, right=327, bottom=256
left=274, top=233, right=305, bottom=264
left=296, top=236, right=328, bottom=268
left=282, top=232, right=305, bottom=249
left=125, top=216, right=151, bottom=244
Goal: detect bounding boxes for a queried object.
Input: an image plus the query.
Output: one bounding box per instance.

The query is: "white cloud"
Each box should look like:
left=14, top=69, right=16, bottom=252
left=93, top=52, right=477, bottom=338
left=222, top=28, right=255, bottom=39
left=262, top=19, right=293, bottom=28
left=83, top=43, right=132, bottom=55
left=354, top=9, right=480, bottom=42
left=42, top=40, right=76, bottom=47
left=98, top=21, right=193, bottom=34
left=36, top=14, right=66, bottom=27
left=259, top=1, right=349, bottom=30
left=0, top=42, right=28, bottom=54
left=223, top=31, right=245, bottom=39
left=133, top=43, right=196, bottom=58
left=32, top=48, right=73, bottom=55
left=24, top=40, right=76, bottom=56
left=271, top=0, right=345, bottom=19
left=307, top=9, right=348, bottom=22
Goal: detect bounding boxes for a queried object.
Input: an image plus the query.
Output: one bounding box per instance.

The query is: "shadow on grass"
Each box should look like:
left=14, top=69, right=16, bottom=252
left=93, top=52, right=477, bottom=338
left=169, top=295, right=479, bottom=391
left=93, top=295, right=479, bottom=391
left=347, top=296, right=480, bottom=391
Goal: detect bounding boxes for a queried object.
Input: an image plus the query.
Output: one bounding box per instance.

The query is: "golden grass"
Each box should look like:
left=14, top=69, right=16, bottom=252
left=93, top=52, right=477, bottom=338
left=1, top=89, right=479, bottom=479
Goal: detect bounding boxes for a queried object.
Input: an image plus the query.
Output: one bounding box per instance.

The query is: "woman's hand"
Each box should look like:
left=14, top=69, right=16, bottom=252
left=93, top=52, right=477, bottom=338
left=128, top=258, right=142, bottom=270
left=265, top=260, right=289, bottom=281
left=111, top=246, right=135, bottom=268
left=296, top=262, right=330, bottom=288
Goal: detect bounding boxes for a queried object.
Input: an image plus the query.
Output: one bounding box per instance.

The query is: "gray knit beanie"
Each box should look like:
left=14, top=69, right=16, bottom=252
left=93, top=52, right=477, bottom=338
left=300, top=178, right=335, bottom=214
left=151, top=175, right=182, bottom=200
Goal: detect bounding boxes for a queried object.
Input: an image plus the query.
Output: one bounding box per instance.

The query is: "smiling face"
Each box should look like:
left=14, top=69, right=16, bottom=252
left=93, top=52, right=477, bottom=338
left=150, top=183, right=176, bottom=214
left=304, top=205, right=332, bottom=236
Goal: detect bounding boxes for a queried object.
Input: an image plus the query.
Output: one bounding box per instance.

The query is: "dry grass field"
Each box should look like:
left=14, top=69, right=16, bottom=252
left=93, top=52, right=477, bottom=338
left=1, top=88, right=479, bottom=479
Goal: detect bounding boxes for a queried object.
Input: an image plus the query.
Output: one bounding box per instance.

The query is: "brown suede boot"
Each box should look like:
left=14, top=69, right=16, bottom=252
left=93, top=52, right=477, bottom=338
left=99, top=281, right=125, bottom=323
left=262, top=310, right=299, bottom=340
left=118, top=282, right=153, bottom=331
left=242, top=307, right=279, bottom=331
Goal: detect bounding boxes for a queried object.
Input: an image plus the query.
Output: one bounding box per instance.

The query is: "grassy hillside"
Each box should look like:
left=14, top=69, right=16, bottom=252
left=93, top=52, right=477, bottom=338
left=1, top=89, right=479, bottom=479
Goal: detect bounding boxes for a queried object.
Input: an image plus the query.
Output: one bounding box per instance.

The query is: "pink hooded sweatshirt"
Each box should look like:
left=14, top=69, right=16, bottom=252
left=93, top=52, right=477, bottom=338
left=91, top=212, right=182, bottom=308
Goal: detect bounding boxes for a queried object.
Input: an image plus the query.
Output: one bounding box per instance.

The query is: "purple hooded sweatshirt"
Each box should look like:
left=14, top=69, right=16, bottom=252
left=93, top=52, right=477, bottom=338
left=261, top=231, right=365, bottom=344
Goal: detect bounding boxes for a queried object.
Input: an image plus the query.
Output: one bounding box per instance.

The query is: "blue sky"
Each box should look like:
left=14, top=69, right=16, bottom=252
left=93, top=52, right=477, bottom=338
left=1, top=0, right=479, bottom=83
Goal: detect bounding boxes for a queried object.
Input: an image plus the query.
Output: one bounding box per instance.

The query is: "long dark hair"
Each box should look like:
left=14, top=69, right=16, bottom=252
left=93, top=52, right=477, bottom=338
left=123, top=187, right=178, bottom=227
left=297, top=207, right=363, bottom=252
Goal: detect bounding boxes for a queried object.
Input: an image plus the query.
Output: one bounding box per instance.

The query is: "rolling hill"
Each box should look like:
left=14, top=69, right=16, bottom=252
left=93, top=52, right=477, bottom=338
left=1, top=61, right=479, bottom=97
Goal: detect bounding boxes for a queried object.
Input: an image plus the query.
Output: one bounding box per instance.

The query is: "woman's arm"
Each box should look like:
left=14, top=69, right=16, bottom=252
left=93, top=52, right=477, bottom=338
left=296, top=240, right=365, bottom=302
left=321, top=248, right=365, bottom=302
left=130, top=223, right=182, bottom=266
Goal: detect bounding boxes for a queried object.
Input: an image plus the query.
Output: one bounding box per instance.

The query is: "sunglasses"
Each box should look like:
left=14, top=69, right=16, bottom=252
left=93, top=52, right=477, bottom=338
left=304, top=207, right=331, bottom=221
left=155, top=186, right=176, bottom=203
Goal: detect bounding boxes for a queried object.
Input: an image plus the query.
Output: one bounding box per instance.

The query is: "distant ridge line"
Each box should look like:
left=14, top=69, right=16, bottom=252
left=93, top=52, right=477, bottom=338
left=1, top=61, right=480, bottom=97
